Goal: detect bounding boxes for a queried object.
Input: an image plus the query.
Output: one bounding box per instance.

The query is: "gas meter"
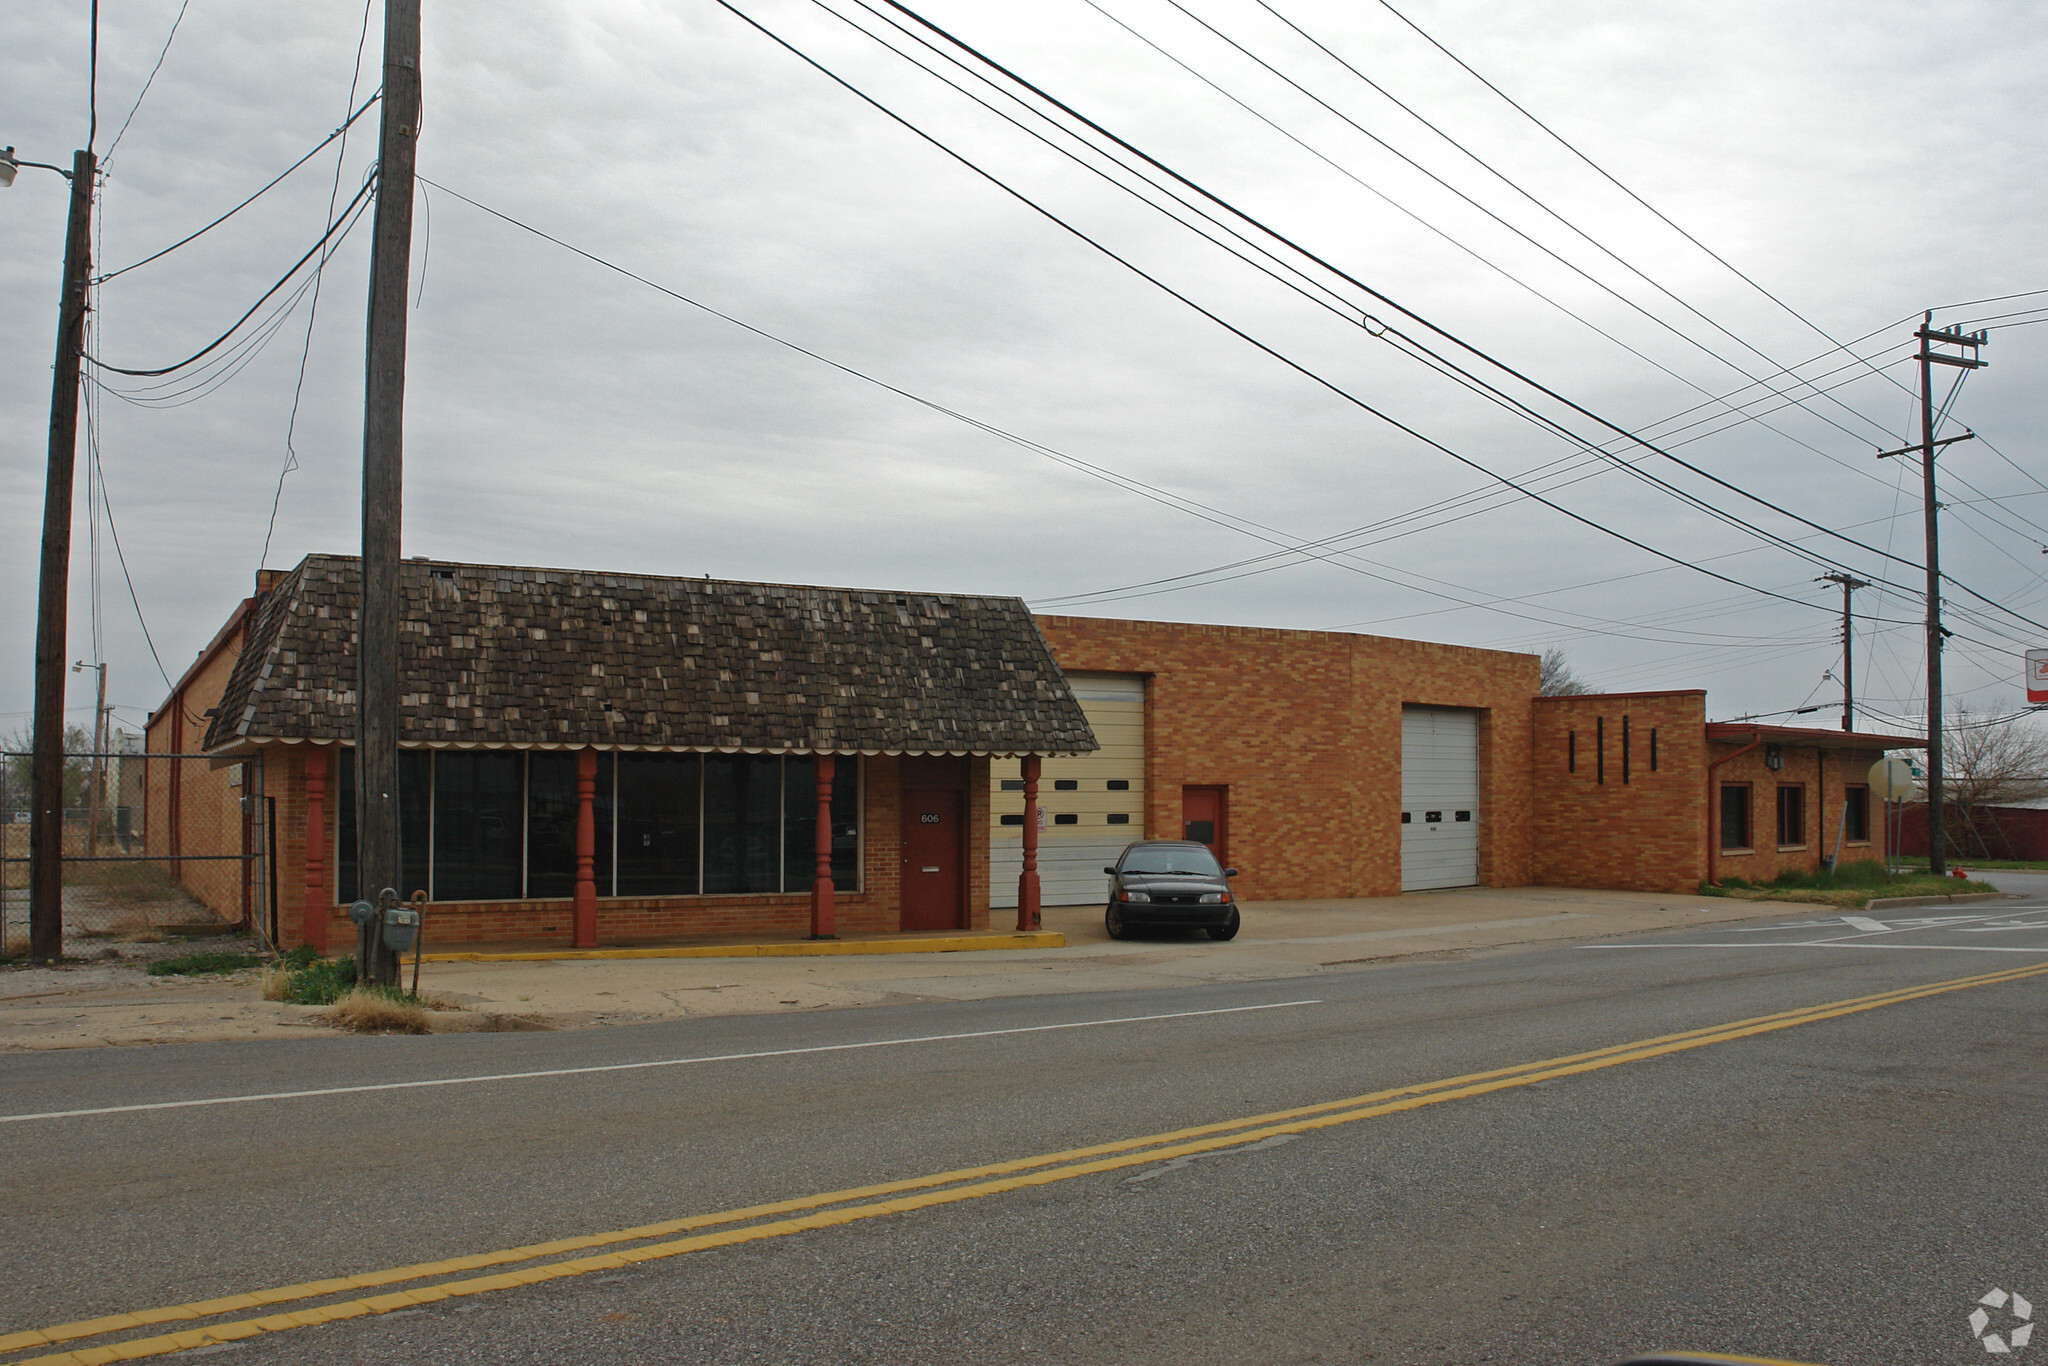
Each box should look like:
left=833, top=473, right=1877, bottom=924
left=380, top=905, right=421, bottom=955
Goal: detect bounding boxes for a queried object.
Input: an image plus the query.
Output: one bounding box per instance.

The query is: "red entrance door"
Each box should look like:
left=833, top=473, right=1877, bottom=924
left=1182, top=786, right=1227, bottom=862
left=900, top=789, right=964, bottom=931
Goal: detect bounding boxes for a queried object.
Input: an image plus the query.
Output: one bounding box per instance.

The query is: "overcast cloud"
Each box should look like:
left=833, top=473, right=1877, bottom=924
left=5, top=0, right=2045, bottom=742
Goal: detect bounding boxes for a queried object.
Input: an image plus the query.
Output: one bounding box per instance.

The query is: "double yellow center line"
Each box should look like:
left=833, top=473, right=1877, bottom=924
left=8, top=960, right=2044, bottom=1366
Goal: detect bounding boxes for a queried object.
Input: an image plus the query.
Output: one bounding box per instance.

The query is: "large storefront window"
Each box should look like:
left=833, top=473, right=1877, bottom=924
left=782, top=756, right=859, bottom=891
left=337, top=749, right=431, bottom=903
left=433, top=752, right=524, bottom=901
left=339, top=749, right=859, bottom=901
left=704, top=755, right=781, bottom=894
left=616, top=754, right=702, bottom=897
left=526, top=751, right=613, bottom=898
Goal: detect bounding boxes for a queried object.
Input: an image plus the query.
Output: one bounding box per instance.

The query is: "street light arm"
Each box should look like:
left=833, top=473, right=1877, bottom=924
left=0, top=148, right=76, bottom=180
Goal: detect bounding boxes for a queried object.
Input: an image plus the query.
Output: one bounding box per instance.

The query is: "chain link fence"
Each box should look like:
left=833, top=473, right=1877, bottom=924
left=1, top=751, right=273, bottom=956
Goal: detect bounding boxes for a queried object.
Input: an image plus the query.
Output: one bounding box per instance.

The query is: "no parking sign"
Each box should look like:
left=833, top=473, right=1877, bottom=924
left=2029, top=650, right=2048, bottom=705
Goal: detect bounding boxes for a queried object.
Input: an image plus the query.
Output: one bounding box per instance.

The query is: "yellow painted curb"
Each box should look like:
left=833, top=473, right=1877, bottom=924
left=419, top=932, right=1064, bottom=963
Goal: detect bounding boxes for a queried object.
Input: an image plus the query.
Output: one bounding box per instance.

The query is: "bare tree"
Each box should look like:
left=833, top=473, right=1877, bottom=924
left=0, top=724, right=92, bottom=814
left=1539, top=648, right=1593, bottom=697
left=1908, top=705, right=2048, bottom=857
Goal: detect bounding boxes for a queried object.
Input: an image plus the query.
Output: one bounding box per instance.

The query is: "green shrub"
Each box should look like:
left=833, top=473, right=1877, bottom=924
left=276, top=956, right=360, bottom=1005
left=146, top=951, right=264, bottom=977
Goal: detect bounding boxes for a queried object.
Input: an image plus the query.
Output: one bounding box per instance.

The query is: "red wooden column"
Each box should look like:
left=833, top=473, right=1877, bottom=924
left=810, top=755, right=837, bottom=939
left=1016, top=754, right=1042, bottom=931
left=301, top=746, right=329, bottom=953
left=573, top=747, right=598, bottom=949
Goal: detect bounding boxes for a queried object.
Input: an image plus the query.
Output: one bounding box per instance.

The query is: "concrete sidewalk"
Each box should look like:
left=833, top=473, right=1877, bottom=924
left=0, top=884, right=1837, bottom=1049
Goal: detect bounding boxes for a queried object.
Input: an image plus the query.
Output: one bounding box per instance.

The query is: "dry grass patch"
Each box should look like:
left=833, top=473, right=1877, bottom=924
left=325, top=986, right=432, bottom=1034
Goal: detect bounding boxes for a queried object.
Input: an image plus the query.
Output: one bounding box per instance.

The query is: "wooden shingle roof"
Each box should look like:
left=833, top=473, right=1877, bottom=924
left=203, top=555, right=1097, bottom=756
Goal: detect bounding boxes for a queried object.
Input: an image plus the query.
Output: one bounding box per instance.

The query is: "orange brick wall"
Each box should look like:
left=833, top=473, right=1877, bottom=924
left=252, top=747, right=987, bottom=950
left=144, top=617, right=253, bottom=924
left=1531, top=692, right=1709, bottom=893
left=1710, top=740, right=1888, bottom=884
left=1035, top=616, right=1540, bottom=899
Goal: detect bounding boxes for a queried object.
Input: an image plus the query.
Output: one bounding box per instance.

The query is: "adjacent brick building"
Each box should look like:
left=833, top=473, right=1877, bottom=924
left=1532, top=694, right=1912, bottom=891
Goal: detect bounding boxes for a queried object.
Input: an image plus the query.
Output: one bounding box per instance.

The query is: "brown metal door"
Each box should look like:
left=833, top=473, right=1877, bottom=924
left=900, top=789, right=963, bottom=931
left=1181, top=785, right=1226, bottom=862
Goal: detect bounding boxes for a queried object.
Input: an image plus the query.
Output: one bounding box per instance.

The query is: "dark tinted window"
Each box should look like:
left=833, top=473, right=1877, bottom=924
left=704, top=754, right=780, bottom=894
left=1777, top=785, right=1805, bottom=847
left=1120, top=844, right=1222, bottom=876
left=616, top=754, right=700, bottom=896
left=337, top=748, right=431, bottom=903
left=1720, top=784, right=1750, bottom=850
left=527, top=751, right=612, bottom=898
left=781, top=756, right=859, bottom=892
left=433, top=752, right=524, bottom=901
left=1844, top=785, right=1869, bottom=842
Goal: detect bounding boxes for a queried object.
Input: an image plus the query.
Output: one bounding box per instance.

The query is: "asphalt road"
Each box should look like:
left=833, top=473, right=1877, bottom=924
left=3, top=895, right=2045, bottom=1366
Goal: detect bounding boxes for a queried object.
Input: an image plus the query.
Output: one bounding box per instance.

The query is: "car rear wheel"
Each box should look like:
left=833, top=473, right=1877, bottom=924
left=1205, top=908, right=1240, bottom=941
left=1105, top=904, right=1130, bottom=940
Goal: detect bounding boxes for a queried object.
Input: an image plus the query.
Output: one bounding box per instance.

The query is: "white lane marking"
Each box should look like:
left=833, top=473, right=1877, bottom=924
left=1840, top=914, right=1889, bottom=933
left=0, top=1000, right=1321, bottom=1125
left=1723, top=909, right=2024, bottom=938
left=1800, top=908, right=2034, bottom=944
left=1582, top=943, right=2048, bottom=954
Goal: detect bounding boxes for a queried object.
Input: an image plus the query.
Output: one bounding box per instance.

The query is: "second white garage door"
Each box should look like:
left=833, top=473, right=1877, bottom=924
left=1401, top=706, right=1479, bottom=891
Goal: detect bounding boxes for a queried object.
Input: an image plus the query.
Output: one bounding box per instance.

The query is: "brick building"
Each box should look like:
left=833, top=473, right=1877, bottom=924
left=994, top=633, right=1918, bottom=904
left=1531, top=695, right=1915, bottom=890
left=159, top=562, right=1924, bottom=946
left=172, top=555, right=1093, bottom=951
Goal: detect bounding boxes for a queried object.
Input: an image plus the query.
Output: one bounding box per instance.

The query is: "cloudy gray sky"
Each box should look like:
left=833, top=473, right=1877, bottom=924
left=5, top=0, right=2046, bottom=743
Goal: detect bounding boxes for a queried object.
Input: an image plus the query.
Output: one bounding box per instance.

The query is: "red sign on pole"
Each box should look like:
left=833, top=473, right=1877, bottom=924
left=2028, top=650, right=2048, bottom=704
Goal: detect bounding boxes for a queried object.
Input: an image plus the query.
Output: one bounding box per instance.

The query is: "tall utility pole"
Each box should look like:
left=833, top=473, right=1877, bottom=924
left=358, top=0, right=422, bottom=986
left=1816, top=573, right=1870, bottom=731
left=27, top=148, right=95, bottom=965
left=1878, top=314, right=1986, bottom=877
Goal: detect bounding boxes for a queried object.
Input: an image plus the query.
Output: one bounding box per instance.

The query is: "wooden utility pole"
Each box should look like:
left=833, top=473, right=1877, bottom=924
left=1881, top=314, right=1987, bottom=877
left=28, top=149, right=95, bottom=965
left=358, top=0, right=422, bottom=985
left=1816, top=573, right=1870, bottom=732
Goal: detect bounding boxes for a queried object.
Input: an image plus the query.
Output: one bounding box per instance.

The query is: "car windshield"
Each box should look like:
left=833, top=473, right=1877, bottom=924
left=1120, top=845, right=1221, bottom=876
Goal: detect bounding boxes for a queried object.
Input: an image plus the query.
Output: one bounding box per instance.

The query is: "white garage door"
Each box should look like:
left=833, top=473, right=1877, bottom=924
left=1401, top=706, right=1479, bottom=891
left=991, top=673, right=1145, bottom=908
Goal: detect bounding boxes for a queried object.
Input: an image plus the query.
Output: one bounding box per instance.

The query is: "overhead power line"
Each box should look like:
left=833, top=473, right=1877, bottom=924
left=853, top=0, right=2048, bottom=636
left=1068, top=0, right=1909, bottom=484
left=1191, top=0, right=1900, bottom=450
left=102, top=0, right=193, bottom=165
left=96, top=94, right=380, bottom=284
left=715, top=0, right=1877, bottom=619
left=85, top=172, right=376, bottom=377
left=1368, top=0, right=1901, bottom=404
left=832, top=0, right=2048, bottom=616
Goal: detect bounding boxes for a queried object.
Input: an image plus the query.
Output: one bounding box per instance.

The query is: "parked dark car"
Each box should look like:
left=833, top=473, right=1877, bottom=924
left=1102, top=840, right=1239, bottom=941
